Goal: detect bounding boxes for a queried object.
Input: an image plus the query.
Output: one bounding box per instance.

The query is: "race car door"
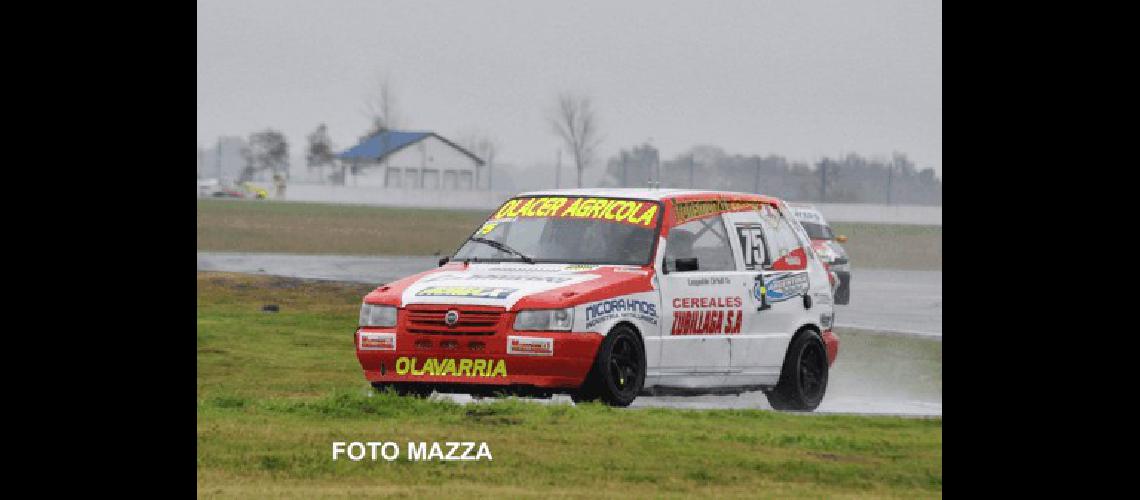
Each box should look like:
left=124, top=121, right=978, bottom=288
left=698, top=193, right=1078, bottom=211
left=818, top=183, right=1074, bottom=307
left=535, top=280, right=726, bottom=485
left=722, top=206, right=812, bottom=382
left=656, top=212, right=746, bottom=387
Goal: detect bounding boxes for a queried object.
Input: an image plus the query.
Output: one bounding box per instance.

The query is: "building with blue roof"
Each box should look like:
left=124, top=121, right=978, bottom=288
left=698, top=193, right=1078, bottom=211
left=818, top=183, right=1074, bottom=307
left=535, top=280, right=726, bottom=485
left=336, top=130, right=487, bottom=190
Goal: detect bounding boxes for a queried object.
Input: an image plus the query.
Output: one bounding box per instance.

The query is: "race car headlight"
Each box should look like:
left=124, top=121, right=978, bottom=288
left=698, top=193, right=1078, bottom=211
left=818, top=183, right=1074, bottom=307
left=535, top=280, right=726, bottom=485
left=513, top=308, right=574, bottom=331
left=814, top=245, right=837, bottom=263
left=359, top=304, right=397, bottom=327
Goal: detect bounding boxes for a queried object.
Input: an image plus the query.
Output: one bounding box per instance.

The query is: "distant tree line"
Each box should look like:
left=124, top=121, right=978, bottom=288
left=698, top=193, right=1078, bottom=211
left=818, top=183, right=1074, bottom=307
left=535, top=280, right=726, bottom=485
left=205, top=80, right=940, bottom=205
left=597, top=144, right=941, bottom=205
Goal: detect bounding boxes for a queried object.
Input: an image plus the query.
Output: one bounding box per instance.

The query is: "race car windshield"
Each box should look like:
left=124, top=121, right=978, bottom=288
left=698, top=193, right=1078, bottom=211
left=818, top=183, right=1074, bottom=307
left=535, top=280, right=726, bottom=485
left=799, top=221, right=835, bottom=240
left=453, top=196, right=661, bottom=265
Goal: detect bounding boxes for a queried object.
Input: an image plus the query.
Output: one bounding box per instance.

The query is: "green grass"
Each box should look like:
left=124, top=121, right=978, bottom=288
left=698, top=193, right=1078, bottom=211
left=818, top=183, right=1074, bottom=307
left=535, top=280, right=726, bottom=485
left=197, top=199, right=942, bottom=270
left=197, top=272, right=941, bottom=497
left=197, top=199, right=491, bottom=256
left=829, top=223, right=942, bottom=271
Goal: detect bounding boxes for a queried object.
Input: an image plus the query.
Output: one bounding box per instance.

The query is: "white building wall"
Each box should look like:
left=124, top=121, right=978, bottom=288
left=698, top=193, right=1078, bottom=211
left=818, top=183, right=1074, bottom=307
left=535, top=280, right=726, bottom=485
left=345, top=136, right=485, bottom=189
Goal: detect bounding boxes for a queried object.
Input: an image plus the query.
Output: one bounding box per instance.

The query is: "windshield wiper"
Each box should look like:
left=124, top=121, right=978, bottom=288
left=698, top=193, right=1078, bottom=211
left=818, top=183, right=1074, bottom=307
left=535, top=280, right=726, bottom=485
left=467, top=237, right=535, bottom=264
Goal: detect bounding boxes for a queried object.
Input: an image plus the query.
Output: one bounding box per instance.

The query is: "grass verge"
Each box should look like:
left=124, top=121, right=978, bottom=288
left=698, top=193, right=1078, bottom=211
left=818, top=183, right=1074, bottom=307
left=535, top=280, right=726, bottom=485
left=197, top=272, right=942, bottom=497
left=197, top=199, right=941, bottom=270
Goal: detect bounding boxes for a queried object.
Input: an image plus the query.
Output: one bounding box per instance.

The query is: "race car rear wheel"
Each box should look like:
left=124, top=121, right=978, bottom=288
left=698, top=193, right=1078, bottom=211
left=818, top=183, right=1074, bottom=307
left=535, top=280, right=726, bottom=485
left=572, top=325, right=645, bottom=407
left=766, top=329, right=829, bottom=411
left=834, top=286, right=849, bottom=305
left=834, top=273, right=851, bottom=305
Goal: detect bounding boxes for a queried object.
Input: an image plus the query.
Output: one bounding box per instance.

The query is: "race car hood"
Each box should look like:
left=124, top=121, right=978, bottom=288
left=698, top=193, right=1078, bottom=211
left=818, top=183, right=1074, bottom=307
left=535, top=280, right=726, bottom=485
left=364, top=262, right=655, bottom=311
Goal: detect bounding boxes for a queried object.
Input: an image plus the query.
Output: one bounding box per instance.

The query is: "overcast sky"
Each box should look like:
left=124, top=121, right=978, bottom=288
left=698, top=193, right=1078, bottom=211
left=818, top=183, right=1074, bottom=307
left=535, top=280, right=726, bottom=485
left=197, top=0, right=941, bottom=176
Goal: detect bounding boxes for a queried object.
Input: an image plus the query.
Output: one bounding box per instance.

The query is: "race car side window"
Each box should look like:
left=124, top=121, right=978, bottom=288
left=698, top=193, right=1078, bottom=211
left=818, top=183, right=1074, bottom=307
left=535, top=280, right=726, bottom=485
left=665, top=216, right=735, bottom=272
left=760, top=204, right=807, bottom=270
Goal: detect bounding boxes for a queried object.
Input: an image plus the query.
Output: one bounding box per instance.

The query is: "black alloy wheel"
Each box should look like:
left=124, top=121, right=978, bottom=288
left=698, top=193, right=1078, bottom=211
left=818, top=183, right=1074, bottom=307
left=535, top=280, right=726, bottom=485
left=572, top=325, right=645, bottom=407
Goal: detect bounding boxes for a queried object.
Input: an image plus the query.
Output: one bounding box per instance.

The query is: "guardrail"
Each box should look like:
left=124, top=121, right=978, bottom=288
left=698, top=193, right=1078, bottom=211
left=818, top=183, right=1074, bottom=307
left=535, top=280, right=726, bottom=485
left=199, top=183, right=941, bottom=225
left=811, top=203, right=941, bottom=226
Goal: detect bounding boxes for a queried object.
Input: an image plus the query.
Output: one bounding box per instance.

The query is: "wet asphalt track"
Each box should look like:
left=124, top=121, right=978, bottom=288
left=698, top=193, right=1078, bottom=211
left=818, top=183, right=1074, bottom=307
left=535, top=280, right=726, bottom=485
left=197, top=252, right=942, bottom=416
left=197, top=252, right=941, bottom=337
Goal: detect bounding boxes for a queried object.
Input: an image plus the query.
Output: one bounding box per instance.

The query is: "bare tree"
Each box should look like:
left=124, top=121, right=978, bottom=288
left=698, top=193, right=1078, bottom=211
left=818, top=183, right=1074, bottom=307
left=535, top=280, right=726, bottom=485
left=362, top=76, right=399, bottom=137
left=459, top=131, right=499, bottom=190
left=306, top=124, right=335, bottom=184
left=240, top=129, right=289, bottom=182
left=550, top=92, right=601, bottom=188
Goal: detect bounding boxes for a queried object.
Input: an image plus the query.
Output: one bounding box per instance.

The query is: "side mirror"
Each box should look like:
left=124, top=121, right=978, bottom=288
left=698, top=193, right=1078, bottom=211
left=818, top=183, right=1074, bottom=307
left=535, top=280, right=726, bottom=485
left=836, top=235, right=848, bottom=243
left=438, top=256, right=450, bottom=267
left=675, top=258, right=700, bottom=272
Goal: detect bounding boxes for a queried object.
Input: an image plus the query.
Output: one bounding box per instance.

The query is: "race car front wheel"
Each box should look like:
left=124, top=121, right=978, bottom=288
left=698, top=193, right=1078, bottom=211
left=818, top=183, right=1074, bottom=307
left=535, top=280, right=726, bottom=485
left=572, top=325, right=645, bottom=407
left=766, top=329, right=829, bottom=411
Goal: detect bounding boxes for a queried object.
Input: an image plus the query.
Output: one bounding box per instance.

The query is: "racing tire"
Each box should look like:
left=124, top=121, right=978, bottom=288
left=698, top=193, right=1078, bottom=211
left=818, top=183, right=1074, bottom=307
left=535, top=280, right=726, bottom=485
left=834, top=285, right=850, bottom=305
left=834, top=274, right=851, bottom=305
left=572, top=325, right=645, bottom=407
left=766, top=329, right=829, bottom=411
left=371, top=382, right=432, bottom=398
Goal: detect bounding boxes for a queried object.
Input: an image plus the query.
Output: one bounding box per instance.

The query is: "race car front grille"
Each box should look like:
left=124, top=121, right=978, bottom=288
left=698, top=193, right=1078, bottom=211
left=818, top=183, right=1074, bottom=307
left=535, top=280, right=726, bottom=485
left=403, top=305, right=505, bottom=336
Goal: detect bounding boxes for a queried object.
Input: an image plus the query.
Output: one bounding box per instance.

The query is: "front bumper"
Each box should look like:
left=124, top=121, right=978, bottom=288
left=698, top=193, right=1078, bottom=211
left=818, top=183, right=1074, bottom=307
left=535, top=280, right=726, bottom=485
left=355, top=328, right=603, bottom=390
left=822, top=329, right=840, bottom=366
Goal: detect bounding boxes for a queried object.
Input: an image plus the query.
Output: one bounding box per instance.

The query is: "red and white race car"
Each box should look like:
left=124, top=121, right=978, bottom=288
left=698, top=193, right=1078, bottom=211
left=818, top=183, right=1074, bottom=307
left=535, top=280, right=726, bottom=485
left=355, top=189, right=839, bottom=410
left=788, top=204, right=851, bottom=305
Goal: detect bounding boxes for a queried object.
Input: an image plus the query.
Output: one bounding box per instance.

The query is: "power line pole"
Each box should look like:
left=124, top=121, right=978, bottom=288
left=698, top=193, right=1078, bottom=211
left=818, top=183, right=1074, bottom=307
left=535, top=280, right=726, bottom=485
left=620, top=151, right=627, bottom=188
left=654, top=149, right=660, bottom=188
left=555, top=149, right=561, bottom=188
left=688, top=154, right=694, bottom=188
left=819, top=159, right=828, bottom=202
left=215, top=137, right=222, bottom=181
left=753, top=156, right=761, bottom=194
left=886, top=158, right=893, bottom=205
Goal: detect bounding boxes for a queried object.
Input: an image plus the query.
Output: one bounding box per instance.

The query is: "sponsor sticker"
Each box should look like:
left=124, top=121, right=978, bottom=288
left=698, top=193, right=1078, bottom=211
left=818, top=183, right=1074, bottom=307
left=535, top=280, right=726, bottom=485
left=415, top=286, right=518, bottom=299
left=794, top=210, right=820, bottom=222
left=395, top=356, right=508, bottom=378
left=507, top=336, right=554, bottom=356
left=477, top=222, right=499, bottom=236
left=585, top=297, right=659, bottom=329
left=672, top=199, right=772, bottom=224
left=670, top=296, right=743, bottom=335
left=423, top=273, right=577, bottom=284
left=359, top=332, right=396, bottom=351
left=492, top=197, right=660, bottom=228
left=757, top=272, right=810, bottom=302
left=614, top=267, right=649, bottom=275
left=564, top=264, right=601, bottom=271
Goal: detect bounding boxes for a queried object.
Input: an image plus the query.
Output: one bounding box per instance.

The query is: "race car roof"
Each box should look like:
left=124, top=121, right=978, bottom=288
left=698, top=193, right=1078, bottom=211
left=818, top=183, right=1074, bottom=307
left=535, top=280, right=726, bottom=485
left=787, top=203, right=828, bottom=223
left=516, top=188, right=778, bottom=203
